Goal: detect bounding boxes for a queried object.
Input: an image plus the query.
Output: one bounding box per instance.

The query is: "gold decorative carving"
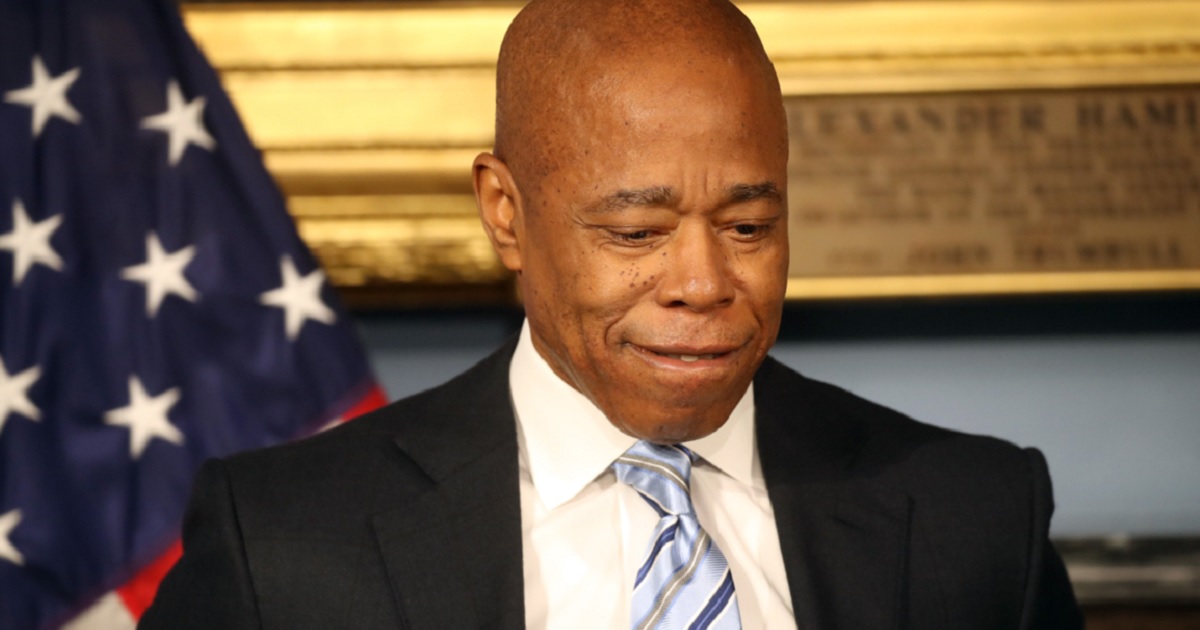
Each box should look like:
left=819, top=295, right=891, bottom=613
left=289, top=195, right=502, bottom=285
left=181, top=1, right=1200, bottom=305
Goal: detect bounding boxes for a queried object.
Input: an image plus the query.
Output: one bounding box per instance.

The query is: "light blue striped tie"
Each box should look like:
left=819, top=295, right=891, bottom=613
left=612, top=441, right=742, bottom=630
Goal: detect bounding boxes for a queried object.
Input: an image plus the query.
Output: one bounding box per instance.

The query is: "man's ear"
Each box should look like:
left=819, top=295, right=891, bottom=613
left=473, top=152, right=524, bottom=272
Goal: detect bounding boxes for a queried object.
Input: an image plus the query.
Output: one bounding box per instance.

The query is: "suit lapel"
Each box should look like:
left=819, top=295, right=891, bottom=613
left=755, top=358, right=911, bottom=630
left=766, top=477, right=911, bottom=630
left=370, top=338, right=526, bottom=630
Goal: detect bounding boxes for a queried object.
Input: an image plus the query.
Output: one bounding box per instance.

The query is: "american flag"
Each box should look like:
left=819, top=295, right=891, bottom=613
left=0, top=0, right=386, bottom=627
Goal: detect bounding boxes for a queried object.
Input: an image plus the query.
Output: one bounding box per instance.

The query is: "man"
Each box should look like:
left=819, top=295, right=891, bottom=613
left=142, top=0, right=1082, bottom=628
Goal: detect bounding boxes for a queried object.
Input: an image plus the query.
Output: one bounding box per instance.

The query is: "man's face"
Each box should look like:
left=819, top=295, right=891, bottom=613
left=501, top=55, right=788, bottom=443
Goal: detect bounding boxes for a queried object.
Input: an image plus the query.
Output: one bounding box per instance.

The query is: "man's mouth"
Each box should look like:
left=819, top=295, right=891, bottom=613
left=633, top=343, right=739, bottom=365
left=655, top=352, right=721, bottom=362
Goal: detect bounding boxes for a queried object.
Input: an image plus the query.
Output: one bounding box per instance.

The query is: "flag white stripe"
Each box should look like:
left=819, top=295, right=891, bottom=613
left=63, top=592, right=137, bottom=630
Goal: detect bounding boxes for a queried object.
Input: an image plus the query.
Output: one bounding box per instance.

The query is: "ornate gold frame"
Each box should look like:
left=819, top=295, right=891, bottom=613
left=182, top=1, right=1200, bottom=305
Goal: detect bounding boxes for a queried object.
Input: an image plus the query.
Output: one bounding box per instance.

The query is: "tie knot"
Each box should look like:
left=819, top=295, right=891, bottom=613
left=612, top=441, right=696, bottom=517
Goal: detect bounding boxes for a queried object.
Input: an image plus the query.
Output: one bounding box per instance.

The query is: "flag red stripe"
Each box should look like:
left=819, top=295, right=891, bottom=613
left=345, top=384, right=388, bottom=420
left=116, top=541, right=182, bottom=619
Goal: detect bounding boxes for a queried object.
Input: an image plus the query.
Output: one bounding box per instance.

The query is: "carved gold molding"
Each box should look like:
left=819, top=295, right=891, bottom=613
left=182, top=1, right=1200, bottom=304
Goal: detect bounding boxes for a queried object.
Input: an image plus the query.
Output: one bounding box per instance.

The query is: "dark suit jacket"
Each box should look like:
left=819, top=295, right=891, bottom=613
left=141, top=338, right=1082, bottom=629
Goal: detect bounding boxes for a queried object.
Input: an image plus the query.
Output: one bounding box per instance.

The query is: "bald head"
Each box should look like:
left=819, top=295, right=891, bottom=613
left=494, top=0, right=783, bottom=188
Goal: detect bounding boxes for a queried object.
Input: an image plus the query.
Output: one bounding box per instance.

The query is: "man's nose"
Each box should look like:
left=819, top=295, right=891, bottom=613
left=654, top=225, right=735, bottom=311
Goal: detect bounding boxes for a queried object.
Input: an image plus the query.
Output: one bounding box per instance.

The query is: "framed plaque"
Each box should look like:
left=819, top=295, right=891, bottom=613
left=785, top=87, right=1200, bottom=298
left=182, top=1, right=1200, bottom=306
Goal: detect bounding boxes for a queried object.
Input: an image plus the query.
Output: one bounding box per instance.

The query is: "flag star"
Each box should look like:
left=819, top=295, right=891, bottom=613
left=141, top=80, right=216, bottom=166
left=0, top=509, right=24, bottom=566
left=121, top=232, right=198, bottom=317
left=0, top=198, right=63, bottom=285
left=0, top=354, right=41, bottom=438
left=3, top=55, right=82, bottom=138
left=104, top=376, right=184, bottom=460
left=259, top=255, right=336, bottom=341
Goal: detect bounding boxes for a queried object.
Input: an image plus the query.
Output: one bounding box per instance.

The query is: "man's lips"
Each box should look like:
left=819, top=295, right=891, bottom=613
left=629, top=343, right=741, bottom=364
left=658, top=352, right=719, bottom=363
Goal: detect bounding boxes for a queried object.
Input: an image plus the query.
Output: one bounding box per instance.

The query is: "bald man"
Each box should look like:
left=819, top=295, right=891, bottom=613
left=142, top=1, right=1082, bottom=628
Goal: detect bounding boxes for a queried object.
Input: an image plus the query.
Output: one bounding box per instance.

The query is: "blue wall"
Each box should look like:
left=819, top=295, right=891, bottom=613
left=356, top=306, right=1200, bottom=537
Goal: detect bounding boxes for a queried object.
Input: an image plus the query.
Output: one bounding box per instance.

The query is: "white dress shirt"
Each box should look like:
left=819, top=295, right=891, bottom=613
left=510, top=321, right=796, bottom=629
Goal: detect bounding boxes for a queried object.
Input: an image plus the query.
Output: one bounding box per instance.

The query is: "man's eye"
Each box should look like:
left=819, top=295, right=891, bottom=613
left=733, top=224, right=765, bottom=237
left=613, top=229, right=654, bottom=242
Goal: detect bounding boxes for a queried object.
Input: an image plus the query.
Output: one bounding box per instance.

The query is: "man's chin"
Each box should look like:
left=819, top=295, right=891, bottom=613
left=606, top=402, right=735, bottom=444
left=587, top=362, right=755, bottom=442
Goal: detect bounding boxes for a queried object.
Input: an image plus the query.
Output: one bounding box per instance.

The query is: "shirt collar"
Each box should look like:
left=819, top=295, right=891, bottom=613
left=509, top=320, right=757, bottom=511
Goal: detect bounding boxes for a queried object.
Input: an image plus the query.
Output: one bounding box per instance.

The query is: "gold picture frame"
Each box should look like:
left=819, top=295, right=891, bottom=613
left=182, top=1, right=1200, bottom=306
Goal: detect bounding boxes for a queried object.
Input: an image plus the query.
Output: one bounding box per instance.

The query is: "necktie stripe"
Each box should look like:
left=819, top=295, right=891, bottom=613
left=617, top=454, right=689, bottom=492
left=635, top=523, right=679, bottom=587
left=633, top=487, right=671, bottom=518
left=635, top=530, right=709, bottom=630
left=687, top=569, right=735, bottom=630
left=613, top=440, right=742, bottom=629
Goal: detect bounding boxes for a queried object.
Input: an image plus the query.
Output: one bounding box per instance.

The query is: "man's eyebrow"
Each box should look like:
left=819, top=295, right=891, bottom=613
left=586, top=186, right=678, bottom=214
left=581, top=182, right=780, bottom=214
left=727, top=182, right=782, bottom=204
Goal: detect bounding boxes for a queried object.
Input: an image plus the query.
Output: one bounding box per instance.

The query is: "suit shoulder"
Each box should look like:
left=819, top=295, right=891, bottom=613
left=222, top=337, right=513, bottom=480
left=208, top=401, right=423, bottom=537
left=756, top=355, right=1040, bottom=491
left=211, top=340, right=516, bottom=534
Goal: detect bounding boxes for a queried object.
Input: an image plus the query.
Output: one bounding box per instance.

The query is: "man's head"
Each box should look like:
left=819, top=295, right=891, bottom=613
left=474, top=0, right=789, bottom=444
